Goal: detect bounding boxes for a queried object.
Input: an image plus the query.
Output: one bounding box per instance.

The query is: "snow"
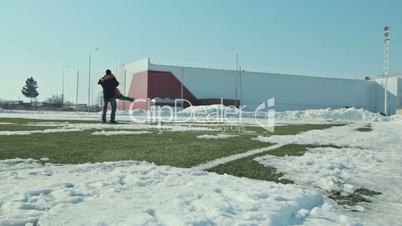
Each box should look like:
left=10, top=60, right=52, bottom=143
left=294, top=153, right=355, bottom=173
left=0, top=128, right=83, bottom=136
left=258, top=147, right=370, bottom=193
left=181, top=105, right=396, bottom=123
left=167, top=125, right=218, bottom=132
left=1, top=106, right=397, bottom=124
left=255, top=120, right=402, bottom=226
left=92, top=130, right=151, bottom=136
left=1, top=108, right=402, bottom=225
left=0, top=108, right=15, bottom=114
left=0, top=160, right=359, bottom=226
left=0, top=122, right=16, bottom=125
left=196, top=133, right=238, bottom=139
left=274, top=108, right=392, bottom=122
left=181, top=104, right=240, bottom=115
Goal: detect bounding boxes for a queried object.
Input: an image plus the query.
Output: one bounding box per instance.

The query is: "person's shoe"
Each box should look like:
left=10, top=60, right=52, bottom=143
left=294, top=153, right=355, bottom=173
left=128, top=97, right=134, bottom=102
left=102, top=119, right=106, bottom=123
left=110, top=120, right=118, bottom=124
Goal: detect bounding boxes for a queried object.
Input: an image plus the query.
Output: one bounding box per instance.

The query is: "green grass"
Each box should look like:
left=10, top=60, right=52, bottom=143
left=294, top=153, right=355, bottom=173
left=0, top=117, right=348, bottom=169
left=208, top=148, right=293, bottom=184
left=268, top=144, right=344, bottom=157
left=354, top=188, right=382, bottom=196
left=329, top=188, right=382, bottom=206
left=356, top=124, right=372, bottom=132
left=0, top=129, right=269, bottom=168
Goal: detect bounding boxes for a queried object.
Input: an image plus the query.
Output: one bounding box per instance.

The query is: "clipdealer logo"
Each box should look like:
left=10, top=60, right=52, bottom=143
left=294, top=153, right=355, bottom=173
left=127, top=98, right=275, bottom=132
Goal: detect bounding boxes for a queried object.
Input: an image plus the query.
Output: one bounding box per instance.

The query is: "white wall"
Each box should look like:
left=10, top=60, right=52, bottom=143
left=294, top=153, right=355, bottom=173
left=119, top=58, right=401, bottom=114
left=241, top=72, right=374, bottom=111
left=149, top=62, right=375, bottom=112
left=373, top=77, right=401, bottom=114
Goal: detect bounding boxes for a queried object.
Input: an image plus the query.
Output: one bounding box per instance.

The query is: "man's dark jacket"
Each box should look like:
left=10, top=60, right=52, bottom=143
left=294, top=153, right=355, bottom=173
left=98, top=75, right=119, bottom=99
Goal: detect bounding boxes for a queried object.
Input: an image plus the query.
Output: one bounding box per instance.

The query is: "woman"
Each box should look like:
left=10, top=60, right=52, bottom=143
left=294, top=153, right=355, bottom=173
left=98, top=71, right=134, bottom=102
left=98, top=69, right=134, bottom=123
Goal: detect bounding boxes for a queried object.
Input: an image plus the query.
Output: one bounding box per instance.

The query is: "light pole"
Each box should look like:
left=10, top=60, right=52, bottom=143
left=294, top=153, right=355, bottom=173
left=235, top=51, right=239, bottom=107
left=384, top=26, right=391, bottom=115
left=123, top=69, right=127, bottom=110
left=239, top=66, right=242, bottom=106
left=62, top=66, right=70, bottom=106
left=88, top=48, right=99, bottom=112
left=76, top=70, right=80, bottom=109
left=181, top=67, right=184, bottom=101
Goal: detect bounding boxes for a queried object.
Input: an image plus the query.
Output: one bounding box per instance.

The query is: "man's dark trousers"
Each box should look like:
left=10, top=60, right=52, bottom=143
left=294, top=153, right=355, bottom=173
left=102, top=97, right=117, bottom=122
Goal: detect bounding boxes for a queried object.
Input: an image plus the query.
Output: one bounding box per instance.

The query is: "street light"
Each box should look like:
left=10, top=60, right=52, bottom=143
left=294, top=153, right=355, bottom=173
left=384, top=26, right=391, bottom=115
left=76, top=70, right=80, bottom=109
left=88, top=48, right=99, bottom=112
left=62, top=66, right=71, bottom=106
left=235, top=51, right=239, bottom=107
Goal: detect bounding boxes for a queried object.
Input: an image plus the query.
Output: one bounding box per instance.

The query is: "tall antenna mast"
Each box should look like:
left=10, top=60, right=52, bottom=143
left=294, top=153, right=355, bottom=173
left=384, top=26, right=391, bottom=115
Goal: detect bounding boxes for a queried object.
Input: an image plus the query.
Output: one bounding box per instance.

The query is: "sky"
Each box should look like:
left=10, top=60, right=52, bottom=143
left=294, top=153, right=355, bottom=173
left=0, top=0, right=401, bottom=103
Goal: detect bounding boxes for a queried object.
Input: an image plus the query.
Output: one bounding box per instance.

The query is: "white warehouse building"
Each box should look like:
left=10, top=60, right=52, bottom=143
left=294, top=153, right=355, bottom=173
left=114, top=58, right=402, bottom=115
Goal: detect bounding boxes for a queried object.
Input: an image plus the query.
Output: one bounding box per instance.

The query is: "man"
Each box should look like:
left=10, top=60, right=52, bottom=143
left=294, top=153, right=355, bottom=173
left=98, top=69, right=121, bottom=123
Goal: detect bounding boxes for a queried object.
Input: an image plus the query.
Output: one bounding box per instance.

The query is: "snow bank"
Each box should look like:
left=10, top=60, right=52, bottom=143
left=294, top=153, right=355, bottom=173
left=257, top=147, right=374, bottom=193
left=92, top=130, right=151, bottom=136
left=181, top=104, right=240, bottom=114
left=196, top=134, right=238, bottom=139
left=274, top=108, right=390, bottom=122
left=0, top=160, right=360, bottom=226
left=255, top=121, right=402, bottom=226
left=253, top=123, right=369, bottom=148
left=0, top=108, right=15, bottom=114
left=0, top=107, right=398, bottom=124
left=181, top=106, right=393, bottom=123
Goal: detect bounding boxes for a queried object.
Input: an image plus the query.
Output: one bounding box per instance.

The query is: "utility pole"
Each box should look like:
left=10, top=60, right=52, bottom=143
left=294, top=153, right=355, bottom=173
left=235, top=51, right=239, bottom=107
left=384, top=26, right=391, bottom=115
left=123, top=69, right=127, bottom=110
left=239, top=66, right=242, bottom=106
left=76, top=70, right=79, bottom=109
left=181, top=67, right=184, bottom=103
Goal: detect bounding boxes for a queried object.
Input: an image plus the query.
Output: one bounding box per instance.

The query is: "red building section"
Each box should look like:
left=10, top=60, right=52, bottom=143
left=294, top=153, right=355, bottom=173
left=117, top=70, right=197, bottom=110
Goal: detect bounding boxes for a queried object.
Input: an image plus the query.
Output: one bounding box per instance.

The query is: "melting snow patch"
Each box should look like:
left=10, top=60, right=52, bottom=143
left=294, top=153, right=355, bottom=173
left=167, top=126, right=218, bottom=132
left=0, top=122, right=16, bottom=125
left=92, top=130, right=151, bottom=136
left=253, top=121, right=402, bottom=226
left=256, top=147, right=374, bottom=194
left=196, top=134, right=238, bottom=139
left=0, top=160, right=360, bottom=225
left=0, top=128, right=83, bottom=136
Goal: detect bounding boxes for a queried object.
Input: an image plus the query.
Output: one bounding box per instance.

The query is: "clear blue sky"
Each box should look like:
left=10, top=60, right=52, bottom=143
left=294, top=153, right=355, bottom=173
left=0, top=0, right=401, bottom=103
